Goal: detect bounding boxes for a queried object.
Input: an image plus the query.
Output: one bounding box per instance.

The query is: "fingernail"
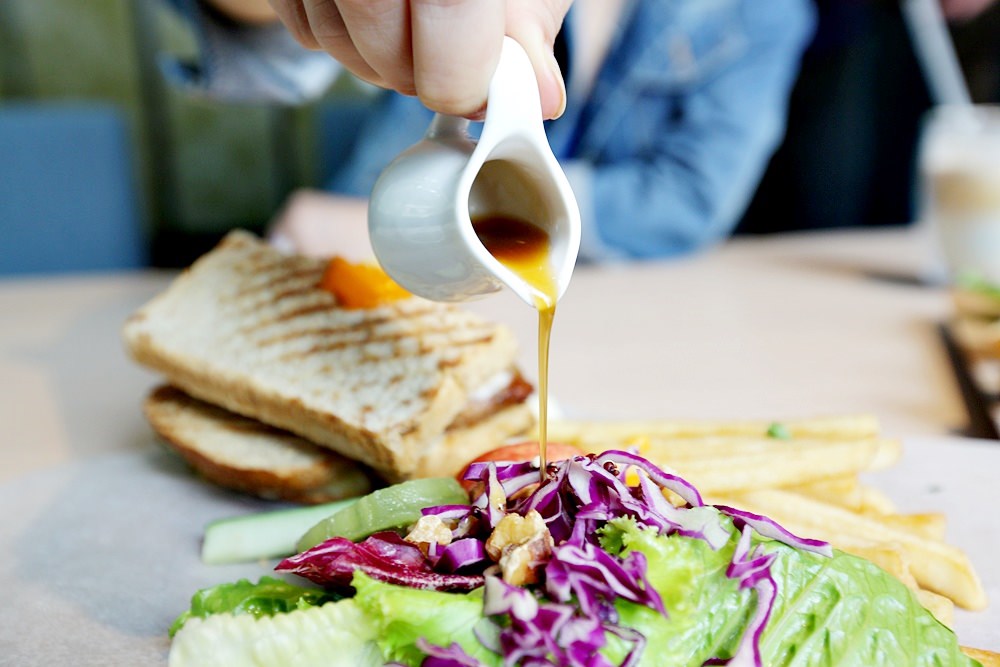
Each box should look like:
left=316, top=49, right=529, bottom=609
left=467, top=102, right=488, bottom=122
left=518, top=32, right=567, bottom=120
left=541, top=51, right=567, bottom=120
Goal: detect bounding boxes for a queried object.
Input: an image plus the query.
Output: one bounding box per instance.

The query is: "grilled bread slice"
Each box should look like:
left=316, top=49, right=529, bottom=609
left=951, top=287, right=1000, bottom=359
left=124, top=231, right=534, bottom=481
left=145, top=385, right=374, bottom=503
left=951, top=315, right=1000, bottom=359
left=953, top=286, right=1000, bottom=319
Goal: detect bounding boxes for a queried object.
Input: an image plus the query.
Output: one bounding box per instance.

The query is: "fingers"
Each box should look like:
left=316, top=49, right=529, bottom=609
left=939, top=0, right=996, bottom=21
left=300, top=0, right=384, bottom=86
left=270, top=0, right=571, bottom=119
left=410, top=0, right=506, bottom=116
left=268, top=0, right=320, bottom=49
left=505, top=0, right=572, bottom=119
left=335, top=0, right=415, bottom=95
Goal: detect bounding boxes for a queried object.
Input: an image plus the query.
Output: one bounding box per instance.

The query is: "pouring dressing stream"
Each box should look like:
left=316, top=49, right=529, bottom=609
left=368, top=37, right=581, bottom=477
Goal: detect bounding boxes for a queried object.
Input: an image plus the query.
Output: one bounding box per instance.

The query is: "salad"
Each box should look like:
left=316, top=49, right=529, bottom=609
left=169, top=450, right=979, bottom=666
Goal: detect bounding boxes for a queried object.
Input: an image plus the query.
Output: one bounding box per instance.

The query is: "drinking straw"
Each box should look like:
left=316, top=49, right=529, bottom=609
left=900, top=0, right=973, bottom=106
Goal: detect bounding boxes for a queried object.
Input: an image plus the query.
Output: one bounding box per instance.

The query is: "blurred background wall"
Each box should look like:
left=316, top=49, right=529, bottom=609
left=739, top=0, right=1000, bottom=235
left=0, top=0, right=369, bottom=273
left=0, top=1, right=998, bottom=274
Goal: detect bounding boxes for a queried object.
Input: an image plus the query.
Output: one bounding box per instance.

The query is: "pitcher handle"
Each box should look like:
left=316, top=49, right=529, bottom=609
left=426, top=114, right=471, bottom=141
left=480, top=37, right=545, bottom=143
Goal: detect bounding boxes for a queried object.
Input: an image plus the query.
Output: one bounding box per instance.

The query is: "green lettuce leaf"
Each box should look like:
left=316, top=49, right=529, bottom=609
left=169, top=576, right=340, bottom=637
left=762, top=539, right=976, bottom=666
left=958, top=273, right=1000, bottom=299
left=600, top=517, right=753, bottom=665
left=601, top=516, right=978, bottom=667
left=352, top=571, right=501, bottom=667
left=170, top=518, right=980, bottom=666
left=170, top=598, right=382, bottom=667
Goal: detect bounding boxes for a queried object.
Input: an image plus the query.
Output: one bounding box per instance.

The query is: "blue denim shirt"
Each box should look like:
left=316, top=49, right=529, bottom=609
left=163, top=0, right=815, bottom=260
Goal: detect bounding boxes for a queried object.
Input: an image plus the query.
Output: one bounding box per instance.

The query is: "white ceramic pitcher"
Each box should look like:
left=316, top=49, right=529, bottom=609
left=367, top=37, right=581, bottom=306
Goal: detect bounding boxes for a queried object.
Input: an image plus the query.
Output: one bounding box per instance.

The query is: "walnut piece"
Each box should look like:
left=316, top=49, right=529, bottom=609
left=404, top=514, right=453, bottom=550
left=485, top=510, right=554, bottom=585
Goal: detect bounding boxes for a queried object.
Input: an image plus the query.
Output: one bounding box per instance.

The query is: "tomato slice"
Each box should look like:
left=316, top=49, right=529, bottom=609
left=456, top=441, right=583, bottom=490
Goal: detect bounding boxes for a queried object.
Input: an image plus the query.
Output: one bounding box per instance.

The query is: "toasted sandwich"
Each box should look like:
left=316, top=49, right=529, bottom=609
left=124, top=231, right=535, bottom=483
left=951, top=285, right=1000, bottom=359
left=144, top=385, right=375, bottom=503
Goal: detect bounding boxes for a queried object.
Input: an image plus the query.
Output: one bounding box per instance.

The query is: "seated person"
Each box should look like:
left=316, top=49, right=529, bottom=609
left=164, top=0, right=816, bottom=261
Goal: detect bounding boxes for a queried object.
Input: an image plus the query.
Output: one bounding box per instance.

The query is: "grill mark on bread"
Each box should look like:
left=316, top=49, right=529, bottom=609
left=272, top=282, right=328, bottom=303
left=231, top=267, right=324, bottom=300
left=240, top=302, right=342, bottom=333
left=251, top=307, right=442, bottom=347
left=276, top=329, right=495, bottom=362
left=228, top=241, right=270, bottom=258
left=435, top=335, right=496, bottom=366
left=234, top=283, right=332, bottom=314
left=255, top=320, right=394, bottom=348
left=236, top=250, right=306, bottom=271
left=229, top=277, right=326, bottom=312
left=238, top=298, right=445, bottom=336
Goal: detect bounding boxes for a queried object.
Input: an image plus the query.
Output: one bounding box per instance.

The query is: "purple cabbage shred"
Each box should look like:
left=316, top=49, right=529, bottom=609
left=281, top=451, right=831, bottom=667
left=276, top=532, right=484, bottom=592
left=415, top=639, right=486, bottom=667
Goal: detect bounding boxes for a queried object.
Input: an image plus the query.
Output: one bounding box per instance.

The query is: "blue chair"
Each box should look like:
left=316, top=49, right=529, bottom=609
left=314, top=97, right=374, bottom=187
left=0, top=103, right=146, bottom=275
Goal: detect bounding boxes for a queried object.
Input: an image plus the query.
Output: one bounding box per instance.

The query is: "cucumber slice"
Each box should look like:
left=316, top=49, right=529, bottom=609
left=296, top=477, right=468, bottom=553
left=202, top=497, right=359, bottom=565
left=169, top=599, right=382, bottom=667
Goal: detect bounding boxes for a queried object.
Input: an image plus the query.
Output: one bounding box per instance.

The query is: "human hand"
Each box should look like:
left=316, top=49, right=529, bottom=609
left=266, top=0, right=572, bottom=119
left=203, top=0, right=279, bottom=24
left=267, top=190, right=374, bottom=260
left=939, top=0, right=997, bottom=20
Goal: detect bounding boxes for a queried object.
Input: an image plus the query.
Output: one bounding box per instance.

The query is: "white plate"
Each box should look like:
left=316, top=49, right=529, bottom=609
left=862, top=436, right=1000, bottom=651
left=0, top=437, right=997, bottom=665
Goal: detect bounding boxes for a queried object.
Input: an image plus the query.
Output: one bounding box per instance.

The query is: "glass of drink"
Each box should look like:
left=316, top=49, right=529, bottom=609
left=919, top=105, right=1000, bottom=286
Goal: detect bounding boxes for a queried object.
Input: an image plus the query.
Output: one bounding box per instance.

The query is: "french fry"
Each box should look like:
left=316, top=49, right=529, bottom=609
left=726, top=489, right=987, bottom=610
left=634, top=435, right=897, bottom=463
left=709, top=492, right=922, bottom=588
left=551, top=414, right=989, bottom=643
left=868, top=437, right=904, bottom=470
left=546, top=414, right=880, bottom=444
left=836, top=541, right=919, bottom=590
left=917, top=589, right=955, bottom=628
left=963, top=647, right=1000, bottom=666
left=875, top=513, right=948, bottom=542
left=651, top=438, right=887, bottom=495
left=857, top=484, right=897, bottom=515
left=569, top=430, right=899, bottom=495
left=787, top=475, right=863, bottom=511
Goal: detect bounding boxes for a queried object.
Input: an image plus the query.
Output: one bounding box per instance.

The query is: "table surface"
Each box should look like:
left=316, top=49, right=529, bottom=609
left=2, top=227, right=998, bottom=662
left=0, top=228, right=970, bottom=483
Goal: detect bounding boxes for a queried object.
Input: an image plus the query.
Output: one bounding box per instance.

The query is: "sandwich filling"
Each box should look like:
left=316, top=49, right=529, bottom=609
left=447, top=370, right=534, bottom=432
